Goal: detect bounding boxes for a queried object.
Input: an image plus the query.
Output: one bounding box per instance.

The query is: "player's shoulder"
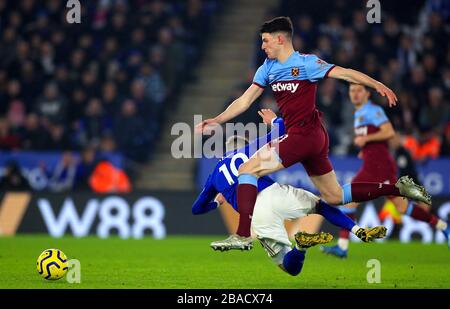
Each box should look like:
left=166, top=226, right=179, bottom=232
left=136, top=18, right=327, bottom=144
left=366, top=102, right=386, bottom=114
left=298, top=52, right=320, bottom=62
left=261, top=57, right=276, bottom=70
left=365, top=102, right=389, bottom=123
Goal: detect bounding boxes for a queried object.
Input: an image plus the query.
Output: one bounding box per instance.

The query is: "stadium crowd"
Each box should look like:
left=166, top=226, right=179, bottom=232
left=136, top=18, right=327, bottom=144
left=0, top=0, right=218, bottom=191
left=0, top=0, right=218, bottom=162
left=241, top=0, right=449, bottom=160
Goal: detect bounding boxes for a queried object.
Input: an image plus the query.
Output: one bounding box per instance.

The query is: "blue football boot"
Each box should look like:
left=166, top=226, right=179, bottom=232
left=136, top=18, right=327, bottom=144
left=320, top=245, right=348, bottom=258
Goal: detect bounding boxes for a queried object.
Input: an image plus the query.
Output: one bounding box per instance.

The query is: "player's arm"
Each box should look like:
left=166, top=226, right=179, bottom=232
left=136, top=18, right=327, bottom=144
left=327, top=66, right=398, bottom=107
left=243, top=109, right=285, bottom=156
left=258, top=108, right=285, bottom=140
left=354, top=122, right=395, bottom=148
left=195, top=84, right=264, bottom=133
left=192, top=174, right=221, bottom=215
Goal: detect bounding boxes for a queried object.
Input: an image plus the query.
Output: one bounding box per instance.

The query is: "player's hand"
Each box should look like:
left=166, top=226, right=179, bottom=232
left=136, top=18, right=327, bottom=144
left=258, top=109, right=277, bottom=125
left=375, top=83, right=398, bottom=107
left=215, top=193, right=226, bottom=205
left=354, top=136, right=367, bottom=148
left=195, top=118, right=220, bottom=135
left=357, top=151, right=363, bottom=159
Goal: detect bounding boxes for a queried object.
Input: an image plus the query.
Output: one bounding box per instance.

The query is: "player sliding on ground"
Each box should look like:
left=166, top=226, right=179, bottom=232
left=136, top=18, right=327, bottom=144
left=192, top=109, right=387, bottom=276
left=320, top=84, right=450, bottom=257
left=195, top=16, right=431, bottom=249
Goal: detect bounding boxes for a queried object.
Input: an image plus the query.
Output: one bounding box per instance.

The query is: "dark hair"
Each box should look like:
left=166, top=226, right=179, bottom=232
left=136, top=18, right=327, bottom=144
left=259, top=16, right=293, bottom=38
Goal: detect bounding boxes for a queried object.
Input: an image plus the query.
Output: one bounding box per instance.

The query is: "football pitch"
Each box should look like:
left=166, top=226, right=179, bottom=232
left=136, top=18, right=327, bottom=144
left=1, top=235, right=449, bottom=289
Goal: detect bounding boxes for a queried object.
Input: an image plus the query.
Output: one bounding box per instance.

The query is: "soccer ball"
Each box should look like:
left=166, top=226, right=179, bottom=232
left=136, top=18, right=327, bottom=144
left=36, top=249, right=68, bottom=280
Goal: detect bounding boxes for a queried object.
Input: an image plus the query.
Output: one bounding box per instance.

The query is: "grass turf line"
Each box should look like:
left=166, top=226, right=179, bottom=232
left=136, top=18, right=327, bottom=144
left=0, top=235, right=449, bottom=288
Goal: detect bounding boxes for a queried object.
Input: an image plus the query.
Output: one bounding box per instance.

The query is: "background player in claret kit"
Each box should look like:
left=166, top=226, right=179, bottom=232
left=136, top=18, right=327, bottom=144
left=195, top=16, right=432, bottom=249
left=192, top=109, right=387, bottom=276
left=320, top=84, right=450, bottom=258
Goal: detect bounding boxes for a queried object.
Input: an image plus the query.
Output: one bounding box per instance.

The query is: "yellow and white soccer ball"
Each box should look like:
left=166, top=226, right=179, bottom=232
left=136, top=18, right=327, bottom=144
left=36, top=249, right=68, bottom=280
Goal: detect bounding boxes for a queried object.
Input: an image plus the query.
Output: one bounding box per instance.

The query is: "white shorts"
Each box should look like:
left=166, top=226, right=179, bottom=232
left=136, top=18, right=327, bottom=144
left=251, top=183, right=319, bottom=257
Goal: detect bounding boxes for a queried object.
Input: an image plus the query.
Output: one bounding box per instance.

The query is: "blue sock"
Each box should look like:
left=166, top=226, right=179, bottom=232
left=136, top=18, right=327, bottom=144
left=342, top=183, right=353, bottom=204
left=282, top=247, right=305, bottom=276
left=238, top=174, right=258, bottom=186
left=405, top=201, right=414, bottom=216
left=316, top=200, right=356, bottom=231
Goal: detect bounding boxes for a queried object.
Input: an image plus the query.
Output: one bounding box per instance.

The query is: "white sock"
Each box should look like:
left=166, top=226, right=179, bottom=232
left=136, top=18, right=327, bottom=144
left=337, top=238, right=349, bottom=251
left=436, top=219, right=448, bottom=231
left=351, top=225, right=361, bottom=234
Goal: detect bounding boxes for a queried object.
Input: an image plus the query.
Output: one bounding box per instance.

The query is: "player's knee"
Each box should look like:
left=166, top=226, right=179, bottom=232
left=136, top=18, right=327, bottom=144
left=322, top=192, right=342, bottom=206
left=238, top=160, right=257, bottom=175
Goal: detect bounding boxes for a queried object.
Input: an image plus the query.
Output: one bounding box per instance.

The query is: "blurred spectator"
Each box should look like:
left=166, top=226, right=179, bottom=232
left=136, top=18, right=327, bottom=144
left=390, top=133, right=420, bottom=184
left=75, top=146, right=98, bottom=191
left=0, top=160, right=30, bottom=191
left=403, top=127, right=441, bottom=161
left=129, top=79, right=156, bottom=124
left=138, top=63, right=167, bottom=114
left=99, top=133, right=117, bottom=153
left=89, top=160, right=132, bottom=193
left=34, top=82, right=68, bottom=125
left=419, top=87, right=449, bottom=132
left=114, top=100, right=152, bottom=163
left=101, top=82, right=120, bottom=120
left=46, top=123, right=71, bottom=151
left=21, top=113, right=51, bottom=150
left=0, top=117, right=21, bottom=150
left=48, top=152, right=77, bottom=192
left=78, top=98, right=113, bottom=146
left=440, top=123, right=450, bottom=156
left=317, top=79, right=343, bottom=128
left=6, top=100, right=26, bottom=133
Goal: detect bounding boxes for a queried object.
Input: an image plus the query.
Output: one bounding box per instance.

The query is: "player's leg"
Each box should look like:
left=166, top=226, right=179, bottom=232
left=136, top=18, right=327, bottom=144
left=317, top=199, right=388, bottom=258
left=235, top=144, right=284, bottom=237
left=323, top=202, right=359, bottom=257
left=235, top=128, right=331, bottom=238
left=274, top=184, right=386, bottom=250
left=305, top=123, right=431, bottom=205
left=308, top=169, right=432, bottom=206
left=391, top=196, right=450, bottom=247
left=314, top=200, right=387, bottom=242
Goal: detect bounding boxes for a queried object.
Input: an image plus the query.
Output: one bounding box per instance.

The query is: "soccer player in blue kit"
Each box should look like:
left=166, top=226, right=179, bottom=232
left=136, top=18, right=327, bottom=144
left=192, top=109, right=386, bottom=276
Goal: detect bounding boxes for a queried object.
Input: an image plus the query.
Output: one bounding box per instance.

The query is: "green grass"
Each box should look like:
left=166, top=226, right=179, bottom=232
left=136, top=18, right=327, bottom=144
left=0, top=235, right=449, bottom=288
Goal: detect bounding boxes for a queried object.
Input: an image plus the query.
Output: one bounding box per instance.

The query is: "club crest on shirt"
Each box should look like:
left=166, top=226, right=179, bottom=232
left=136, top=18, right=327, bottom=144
left=291, top=67, right=299, bottom=77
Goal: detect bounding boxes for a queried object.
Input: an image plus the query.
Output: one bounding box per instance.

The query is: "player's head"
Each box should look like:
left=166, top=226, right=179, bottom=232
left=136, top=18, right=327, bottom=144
left=348, top=83, right=370, bottom=108
left=225, top=135, right=248, bottom=152
left=259, top=16, right=293, bottom=59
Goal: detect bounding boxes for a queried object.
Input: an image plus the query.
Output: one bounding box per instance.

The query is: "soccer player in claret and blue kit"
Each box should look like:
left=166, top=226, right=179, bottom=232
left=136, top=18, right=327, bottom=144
left=195, top=16, right=431, bottom=249
left=320, top=84, right=450, bottom=258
